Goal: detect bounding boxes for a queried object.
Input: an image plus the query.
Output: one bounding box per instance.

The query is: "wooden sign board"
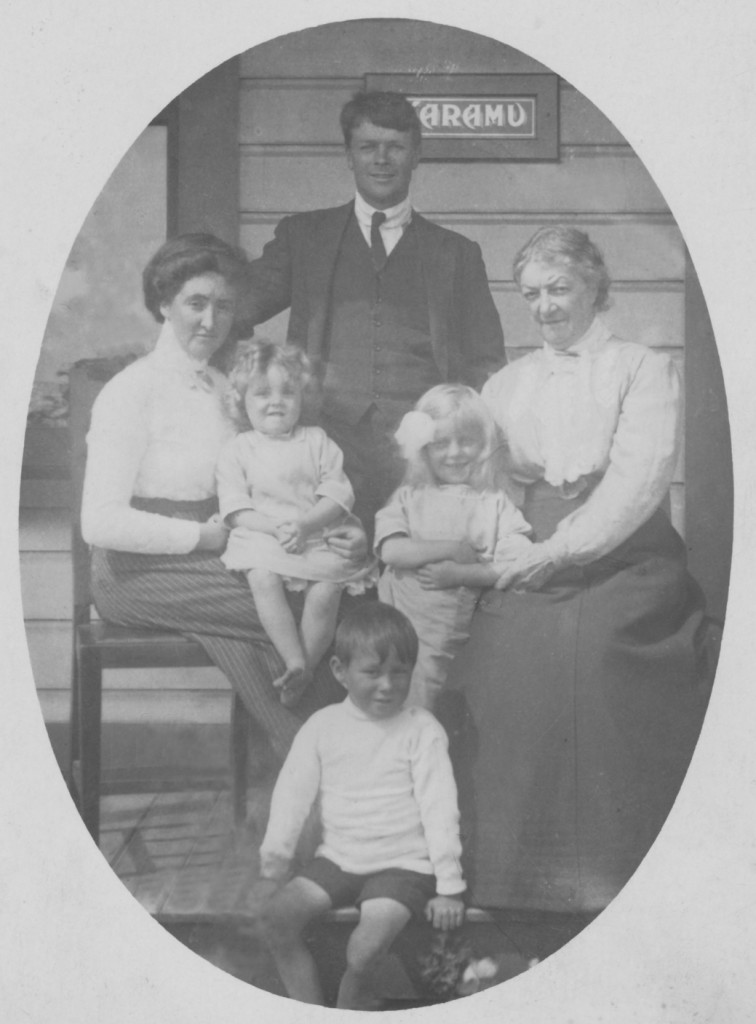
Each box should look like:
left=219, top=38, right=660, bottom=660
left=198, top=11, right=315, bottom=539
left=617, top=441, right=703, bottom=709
left=365, top=73, right=559, bottom=160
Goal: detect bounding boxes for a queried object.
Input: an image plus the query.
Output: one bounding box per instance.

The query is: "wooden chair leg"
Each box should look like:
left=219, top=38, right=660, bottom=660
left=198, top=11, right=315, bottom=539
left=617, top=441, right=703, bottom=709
left=231, top=693, right=250, bottom=825
left=77, top=643, right=103, bottom=844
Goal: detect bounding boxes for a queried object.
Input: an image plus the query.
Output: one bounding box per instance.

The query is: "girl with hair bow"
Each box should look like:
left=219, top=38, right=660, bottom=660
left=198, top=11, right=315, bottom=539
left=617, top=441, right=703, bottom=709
left=374, top=384, right=532, bottom=710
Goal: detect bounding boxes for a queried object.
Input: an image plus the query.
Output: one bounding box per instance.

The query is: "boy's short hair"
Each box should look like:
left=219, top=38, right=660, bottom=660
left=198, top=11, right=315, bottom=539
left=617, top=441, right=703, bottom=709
left=340, top=91, right=423, bottom=148
left=334, top=602, right=419, bottom=668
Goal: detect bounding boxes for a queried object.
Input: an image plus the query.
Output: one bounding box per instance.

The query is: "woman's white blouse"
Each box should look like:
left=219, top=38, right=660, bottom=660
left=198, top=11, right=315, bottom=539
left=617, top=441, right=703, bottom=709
left=481, top=318, right=682, bottom=566
left=80, top=323, right=236, bottom=554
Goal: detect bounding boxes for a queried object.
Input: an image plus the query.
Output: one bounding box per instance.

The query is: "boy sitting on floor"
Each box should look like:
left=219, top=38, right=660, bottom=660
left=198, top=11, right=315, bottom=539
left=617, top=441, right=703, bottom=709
left=252, top=601, right=466, bottom=1009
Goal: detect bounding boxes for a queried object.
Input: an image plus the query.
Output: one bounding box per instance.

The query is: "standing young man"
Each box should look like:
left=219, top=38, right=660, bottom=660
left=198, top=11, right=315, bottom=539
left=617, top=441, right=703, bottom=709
left=244, top=91, right=505, bottom=534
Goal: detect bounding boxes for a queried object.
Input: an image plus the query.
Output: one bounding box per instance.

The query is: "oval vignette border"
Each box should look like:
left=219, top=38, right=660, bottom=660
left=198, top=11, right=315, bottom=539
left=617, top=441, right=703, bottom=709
left=2, top=2, right=749, bottom=1024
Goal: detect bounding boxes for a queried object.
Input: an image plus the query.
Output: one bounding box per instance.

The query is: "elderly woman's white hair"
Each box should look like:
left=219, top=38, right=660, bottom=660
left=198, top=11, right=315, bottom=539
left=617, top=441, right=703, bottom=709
left=512, top=225, right=612, bottom=312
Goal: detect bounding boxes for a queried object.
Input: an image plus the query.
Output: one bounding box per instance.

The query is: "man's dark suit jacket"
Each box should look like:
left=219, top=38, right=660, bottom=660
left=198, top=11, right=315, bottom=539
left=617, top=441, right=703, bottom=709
left=243, top=202, right=505, bottom=391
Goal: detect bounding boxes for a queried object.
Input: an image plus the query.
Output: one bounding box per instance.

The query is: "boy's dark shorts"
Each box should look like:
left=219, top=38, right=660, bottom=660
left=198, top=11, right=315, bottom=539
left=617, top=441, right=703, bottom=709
left=299, top=857, right=436, bottom=920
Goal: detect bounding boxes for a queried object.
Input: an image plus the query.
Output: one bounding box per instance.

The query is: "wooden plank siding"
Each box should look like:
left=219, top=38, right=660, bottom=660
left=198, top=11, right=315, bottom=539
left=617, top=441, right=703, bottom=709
left=241, top=214, right=686, bottom=282
left=238, top=78, right=627, bottom=148
left=240, top=147, right=669, bottom=213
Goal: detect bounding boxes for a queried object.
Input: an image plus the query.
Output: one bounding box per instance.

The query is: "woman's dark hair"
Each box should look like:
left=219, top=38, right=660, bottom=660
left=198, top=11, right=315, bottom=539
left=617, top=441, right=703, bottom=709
left=512, top=226, right=612, bottom=312
left=142, top=233, right=251, bottom=323
left=340, top=91, right=423, bottom=148
left=333, top=602, right=419, bottom=668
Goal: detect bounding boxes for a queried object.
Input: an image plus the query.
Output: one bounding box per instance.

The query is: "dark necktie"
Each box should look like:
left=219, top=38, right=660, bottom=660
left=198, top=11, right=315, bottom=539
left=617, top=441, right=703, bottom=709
left=370, top=211, right=388, bottom=271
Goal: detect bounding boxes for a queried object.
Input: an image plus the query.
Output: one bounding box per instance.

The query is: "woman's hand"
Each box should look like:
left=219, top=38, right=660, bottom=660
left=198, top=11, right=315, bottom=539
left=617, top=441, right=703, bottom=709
left=195, top=514, right=229, bottom=553
left=323, top=520, right=368, bottom=563
left=495, top=544, right=559, bottom=592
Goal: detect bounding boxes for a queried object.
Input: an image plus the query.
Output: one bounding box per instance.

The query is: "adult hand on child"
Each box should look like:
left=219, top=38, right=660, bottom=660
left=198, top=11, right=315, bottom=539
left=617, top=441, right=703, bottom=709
left=323, top=518, right=368, bottom=563
left=425, top=894, right=466, bottom=932
left=495, top=544, right=558, bottom=593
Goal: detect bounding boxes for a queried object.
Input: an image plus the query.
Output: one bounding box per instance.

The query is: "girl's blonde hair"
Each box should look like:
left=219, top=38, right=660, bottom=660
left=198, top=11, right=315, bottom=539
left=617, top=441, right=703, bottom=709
left=225, top=338, right=312, bottom=430
left=398, top=383, right=504, bottom=491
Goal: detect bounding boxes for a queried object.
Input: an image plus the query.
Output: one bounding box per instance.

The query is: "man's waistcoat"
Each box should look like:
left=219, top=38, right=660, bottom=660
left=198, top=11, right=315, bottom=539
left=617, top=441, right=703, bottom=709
left=321, top=214, right=442, bottom=426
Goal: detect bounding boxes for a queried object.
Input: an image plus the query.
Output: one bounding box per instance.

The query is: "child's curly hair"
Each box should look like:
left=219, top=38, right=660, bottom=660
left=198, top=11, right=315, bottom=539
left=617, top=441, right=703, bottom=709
left=225, top=338, right=312, bottom=430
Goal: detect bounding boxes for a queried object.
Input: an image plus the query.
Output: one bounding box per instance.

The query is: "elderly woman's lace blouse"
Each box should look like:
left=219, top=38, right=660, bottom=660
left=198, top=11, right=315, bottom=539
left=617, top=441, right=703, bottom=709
left=481, top=317, right=682, bottom=567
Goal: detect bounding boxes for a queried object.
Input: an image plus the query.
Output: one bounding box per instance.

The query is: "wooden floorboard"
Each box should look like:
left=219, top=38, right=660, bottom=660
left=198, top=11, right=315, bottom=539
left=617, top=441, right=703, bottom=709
left=101, top=786, right=268, bottom=922
left=96, top=783, right=586, bottom=1006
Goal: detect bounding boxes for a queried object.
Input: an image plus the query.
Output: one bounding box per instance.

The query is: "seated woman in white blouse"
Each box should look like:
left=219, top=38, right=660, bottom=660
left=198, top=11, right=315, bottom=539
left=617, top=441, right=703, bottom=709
left=81, top=233, right=365, bottom=764
left=440, top=226, right=711, bottom=922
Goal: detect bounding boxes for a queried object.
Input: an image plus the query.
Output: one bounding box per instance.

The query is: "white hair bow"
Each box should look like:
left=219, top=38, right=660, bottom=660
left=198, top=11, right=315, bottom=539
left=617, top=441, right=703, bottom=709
left=394, top=410, right=437, bottom=459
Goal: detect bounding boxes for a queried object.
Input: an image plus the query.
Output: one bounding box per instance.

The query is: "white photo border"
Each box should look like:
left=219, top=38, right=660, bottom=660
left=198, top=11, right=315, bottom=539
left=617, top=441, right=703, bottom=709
left=2, top=2, right=755, bottom=1021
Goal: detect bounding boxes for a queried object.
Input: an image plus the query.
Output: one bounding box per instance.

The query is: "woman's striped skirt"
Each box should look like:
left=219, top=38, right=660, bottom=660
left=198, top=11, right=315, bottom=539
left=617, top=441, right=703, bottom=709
left=91, top=497, right=344, bottom=759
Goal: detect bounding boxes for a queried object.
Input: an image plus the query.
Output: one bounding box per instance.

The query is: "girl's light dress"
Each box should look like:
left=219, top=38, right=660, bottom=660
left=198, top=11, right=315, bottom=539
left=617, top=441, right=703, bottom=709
left=218, top=425, right=374, bottom=593
left=375, top=484, right=532, bottom=708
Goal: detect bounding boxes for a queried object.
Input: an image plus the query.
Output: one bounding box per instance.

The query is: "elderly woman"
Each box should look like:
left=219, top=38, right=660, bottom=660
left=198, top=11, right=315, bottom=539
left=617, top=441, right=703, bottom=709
left=441, top=226, right=712, bottom=916
left=81, top=234, right=363, bottom=762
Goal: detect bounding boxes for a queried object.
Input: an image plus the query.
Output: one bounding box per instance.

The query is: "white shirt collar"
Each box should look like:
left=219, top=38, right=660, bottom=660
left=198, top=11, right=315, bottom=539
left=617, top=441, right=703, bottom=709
left=150, top=321, right=224, bottom=395
left=568, top=315, right=611, bottom=355
left=152, top=320, right=211, bottom=372
left=353, top=192, right=413, bottom=232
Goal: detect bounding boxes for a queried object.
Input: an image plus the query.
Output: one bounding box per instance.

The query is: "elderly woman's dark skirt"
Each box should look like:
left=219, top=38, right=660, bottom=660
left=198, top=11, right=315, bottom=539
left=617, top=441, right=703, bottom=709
left=91, top=497, right=343, bottom=760
left=440, top=483, right=711, bottom=913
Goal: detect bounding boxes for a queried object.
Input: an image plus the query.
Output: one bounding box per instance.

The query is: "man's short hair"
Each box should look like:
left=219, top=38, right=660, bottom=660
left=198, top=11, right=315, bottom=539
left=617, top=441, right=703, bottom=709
left=334, top=602, right=419, bottom=668
left=340, top=91, right=422, bottom=148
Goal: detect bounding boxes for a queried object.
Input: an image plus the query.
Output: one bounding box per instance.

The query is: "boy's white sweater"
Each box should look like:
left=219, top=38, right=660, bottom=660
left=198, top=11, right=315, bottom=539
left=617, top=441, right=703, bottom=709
left=259, top=698, right=466, bottom=896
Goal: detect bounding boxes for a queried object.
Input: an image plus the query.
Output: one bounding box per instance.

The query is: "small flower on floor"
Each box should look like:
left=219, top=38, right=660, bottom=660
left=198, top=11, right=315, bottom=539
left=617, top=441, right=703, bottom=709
left=417, top=933, right=539, bottom=1000
left=457, top=953, right=540, bottom=996
left=417, top=933, right=474, bottom=1001
left=458, top=956, right=498, bottom=995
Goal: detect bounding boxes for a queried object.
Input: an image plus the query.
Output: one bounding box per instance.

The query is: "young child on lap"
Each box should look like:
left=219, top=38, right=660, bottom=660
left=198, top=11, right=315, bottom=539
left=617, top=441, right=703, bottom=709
left=252, top=602, right=466, bottom=1010
left=218, top=340, right=374, bottom=707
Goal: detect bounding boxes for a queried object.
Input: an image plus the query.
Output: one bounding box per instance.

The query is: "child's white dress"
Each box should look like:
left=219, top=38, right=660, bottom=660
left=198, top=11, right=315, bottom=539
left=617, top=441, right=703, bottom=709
left=218, top=426, right=374, bottom=592
left=375, top=484, right=532, bottom=708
